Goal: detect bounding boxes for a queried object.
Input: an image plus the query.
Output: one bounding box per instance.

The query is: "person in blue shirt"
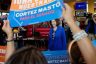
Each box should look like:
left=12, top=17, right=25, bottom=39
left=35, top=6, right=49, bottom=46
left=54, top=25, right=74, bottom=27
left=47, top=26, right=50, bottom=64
left=48, top=19, right=67, bottom=51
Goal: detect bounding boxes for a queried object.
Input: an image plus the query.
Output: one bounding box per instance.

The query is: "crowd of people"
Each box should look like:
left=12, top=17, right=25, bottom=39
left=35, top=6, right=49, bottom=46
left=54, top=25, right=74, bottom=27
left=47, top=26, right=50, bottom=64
left=0, top=3, right=96, bottom=64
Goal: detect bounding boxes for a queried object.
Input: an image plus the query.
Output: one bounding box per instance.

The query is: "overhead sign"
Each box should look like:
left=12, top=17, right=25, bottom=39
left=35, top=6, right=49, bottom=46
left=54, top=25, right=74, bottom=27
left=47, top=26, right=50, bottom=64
left=75, top=2, right=87, bottom=10
left=8, top=0, right=64, bottom=27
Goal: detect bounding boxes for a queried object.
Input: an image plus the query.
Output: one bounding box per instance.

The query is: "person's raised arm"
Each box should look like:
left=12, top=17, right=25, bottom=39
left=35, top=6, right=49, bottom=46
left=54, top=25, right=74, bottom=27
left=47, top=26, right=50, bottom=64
left=63, top=3, right=96, bottom=64
left=2, top=20, right=15, bottom=61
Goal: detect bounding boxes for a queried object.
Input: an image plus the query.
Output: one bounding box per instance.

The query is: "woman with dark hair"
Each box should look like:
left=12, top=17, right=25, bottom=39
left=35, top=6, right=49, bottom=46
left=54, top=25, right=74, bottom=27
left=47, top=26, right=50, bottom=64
left=48, top=19, right=67, bottom=50
left=5, top=46, right=47, bottom=64
left=2, top=20, right=47, bottom=64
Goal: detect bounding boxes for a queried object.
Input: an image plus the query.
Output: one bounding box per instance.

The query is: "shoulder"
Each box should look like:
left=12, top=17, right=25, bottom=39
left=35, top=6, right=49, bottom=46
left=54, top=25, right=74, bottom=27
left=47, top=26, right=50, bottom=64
left=58, top=26, right=64, bottom=30
left=58, top=26, right=63, bottom=28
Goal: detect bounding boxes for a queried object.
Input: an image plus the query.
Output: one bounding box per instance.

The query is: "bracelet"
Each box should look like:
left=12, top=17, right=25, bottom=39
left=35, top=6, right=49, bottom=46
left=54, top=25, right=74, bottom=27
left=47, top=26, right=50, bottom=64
left=6, top=39, right=14, bottom=42
left=73, top=30, right=88, bottom=41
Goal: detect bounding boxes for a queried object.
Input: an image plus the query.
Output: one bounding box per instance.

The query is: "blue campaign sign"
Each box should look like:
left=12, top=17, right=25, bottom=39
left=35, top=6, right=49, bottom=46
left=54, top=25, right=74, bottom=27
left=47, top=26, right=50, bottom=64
left=42, top=50, right=70, bottom=64
left=8, top=0, right=64, bottom=27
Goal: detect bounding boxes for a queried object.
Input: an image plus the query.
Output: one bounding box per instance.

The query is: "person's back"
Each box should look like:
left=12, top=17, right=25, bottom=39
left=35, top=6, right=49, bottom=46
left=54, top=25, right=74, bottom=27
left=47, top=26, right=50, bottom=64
left=5, top=46, right=48, bottom=64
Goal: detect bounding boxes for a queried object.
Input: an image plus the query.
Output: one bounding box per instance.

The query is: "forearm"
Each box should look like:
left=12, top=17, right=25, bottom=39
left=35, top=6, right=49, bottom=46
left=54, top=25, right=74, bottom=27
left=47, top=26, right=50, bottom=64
left=66, top=19, right=81, bottom=34
left=66, top=19, right=96, bottom=64
left=5, top=33, right=15, bottom=61
left=5, top=41, right=15, bottom=61
left=77, top=38, right=96, bottom=64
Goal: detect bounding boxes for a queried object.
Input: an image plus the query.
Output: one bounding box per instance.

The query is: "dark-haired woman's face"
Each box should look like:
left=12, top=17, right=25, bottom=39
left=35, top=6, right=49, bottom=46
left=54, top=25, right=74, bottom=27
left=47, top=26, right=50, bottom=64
left=51, top=20, right=56, bottom=28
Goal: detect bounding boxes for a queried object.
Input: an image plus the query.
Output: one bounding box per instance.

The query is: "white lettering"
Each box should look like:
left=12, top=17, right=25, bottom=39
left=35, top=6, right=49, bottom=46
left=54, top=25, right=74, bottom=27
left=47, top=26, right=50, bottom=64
left=15, top=2, right=61, bottom=17
left=56, top=2, right=61, bottom=7
left=16, top=13, right=19, bottom=17
left=14, top=0, right=32, bottom=4
left=44, top=0, right=48, bottom=4
left=39, top=0, right=43, bottom=5
left=38, top=8, right=43, bottom=13
left=47, top=6, right=51, bottom=10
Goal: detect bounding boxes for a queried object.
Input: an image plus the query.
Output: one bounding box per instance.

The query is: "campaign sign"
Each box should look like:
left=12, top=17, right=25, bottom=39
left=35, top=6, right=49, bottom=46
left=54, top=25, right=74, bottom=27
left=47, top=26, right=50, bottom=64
left=8, top=0, right=64, bottom=27
left=42, top=50, right=70, bottom=64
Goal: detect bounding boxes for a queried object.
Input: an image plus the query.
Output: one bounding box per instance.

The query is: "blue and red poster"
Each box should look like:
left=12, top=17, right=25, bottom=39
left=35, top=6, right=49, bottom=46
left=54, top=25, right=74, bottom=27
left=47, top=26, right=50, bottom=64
left=8, top=0, right=63, bottom=27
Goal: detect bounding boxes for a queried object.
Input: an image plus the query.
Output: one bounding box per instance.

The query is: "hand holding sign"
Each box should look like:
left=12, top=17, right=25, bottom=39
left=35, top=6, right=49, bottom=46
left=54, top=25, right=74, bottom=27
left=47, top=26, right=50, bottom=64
left=62, top=3, right=74, bottom=22
left=2, top=20, right=13, bottom=40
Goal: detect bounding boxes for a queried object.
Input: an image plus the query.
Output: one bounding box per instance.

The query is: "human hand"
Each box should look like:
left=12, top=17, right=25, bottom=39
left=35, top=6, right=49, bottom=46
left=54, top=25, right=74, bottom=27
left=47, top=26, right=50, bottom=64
left=2, top=20, right=13, bottom=40
left=62, top=3, right=74, bottom=22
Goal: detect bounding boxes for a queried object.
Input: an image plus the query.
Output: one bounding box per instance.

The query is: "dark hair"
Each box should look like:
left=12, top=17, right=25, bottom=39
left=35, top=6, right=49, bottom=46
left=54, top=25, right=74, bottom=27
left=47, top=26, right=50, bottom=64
left=50, top=19, right=60, bottom=27
left=0, top=18, right=3, bottom=28
left=6, top=46, right=48, bottom=64
left=70, top=42, right=85, bottom=64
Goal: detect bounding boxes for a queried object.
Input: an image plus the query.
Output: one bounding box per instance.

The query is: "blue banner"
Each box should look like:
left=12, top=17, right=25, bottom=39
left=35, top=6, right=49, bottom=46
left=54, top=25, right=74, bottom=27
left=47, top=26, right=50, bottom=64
left=42, top=50, right=70, bottom=64
left=8, top=0, right=64, bottom=27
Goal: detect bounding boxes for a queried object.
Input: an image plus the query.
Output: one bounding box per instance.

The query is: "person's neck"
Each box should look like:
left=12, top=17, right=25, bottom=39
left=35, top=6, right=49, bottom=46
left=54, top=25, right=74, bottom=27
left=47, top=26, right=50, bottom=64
left=53, top=26, right=57, bottom=31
